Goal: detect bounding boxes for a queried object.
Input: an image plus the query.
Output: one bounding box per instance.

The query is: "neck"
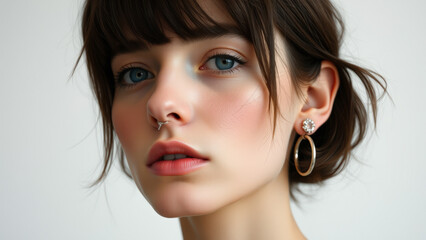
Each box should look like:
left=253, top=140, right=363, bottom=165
left=179, top=170, right=305, bottom=240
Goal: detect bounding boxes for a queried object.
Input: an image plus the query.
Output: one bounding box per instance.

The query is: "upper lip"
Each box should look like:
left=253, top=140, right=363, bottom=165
left=147, top=140, right=209, bottom=166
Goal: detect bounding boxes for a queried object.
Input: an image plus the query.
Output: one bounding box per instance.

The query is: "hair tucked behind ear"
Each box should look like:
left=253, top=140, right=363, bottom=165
left=271, top=0, right=387, bottom=188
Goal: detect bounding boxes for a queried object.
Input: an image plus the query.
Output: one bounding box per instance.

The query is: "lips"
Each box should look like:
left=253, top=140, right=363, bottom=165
left=146, top=141, right=208, bottom=167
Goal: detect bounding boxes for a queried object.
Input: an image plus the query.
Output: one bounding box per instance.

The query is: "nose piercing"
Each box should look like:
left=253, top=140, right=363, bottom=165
left=157, top=121, right=168, bottom=131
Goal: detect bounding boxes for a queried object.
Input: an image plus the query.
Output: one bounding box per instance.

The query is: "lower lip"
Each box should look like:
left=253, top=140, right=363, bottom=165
left=148, top=158, right=208, bottom=176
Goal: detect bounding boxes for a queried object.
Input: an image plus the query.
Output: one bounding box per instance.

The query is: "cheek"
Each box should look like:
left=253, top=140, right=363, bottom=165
left=111, top=99, right=148, bottom=153
left=204, top=83, right=282, bottom=176
left=203, top=85, right=269, bottom=136
left=201, top=75, right=296, bottom=187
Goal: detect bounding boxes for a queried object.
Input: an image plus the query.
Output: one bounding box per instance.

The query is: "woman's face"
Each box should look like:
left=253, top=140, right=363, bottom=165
left=111, top=3, right=303, bottom=217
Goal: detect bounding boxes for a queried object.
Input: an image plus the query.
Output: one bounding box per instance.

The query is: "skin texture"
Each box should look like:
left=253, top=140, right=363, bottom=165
left=110, top=1, right=339, bottom=239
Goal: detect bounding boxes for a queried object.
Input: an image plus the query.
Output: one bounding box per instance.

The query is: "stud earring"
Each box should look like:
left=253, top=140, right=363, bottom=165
left=294, top=118, right=316, bottom=176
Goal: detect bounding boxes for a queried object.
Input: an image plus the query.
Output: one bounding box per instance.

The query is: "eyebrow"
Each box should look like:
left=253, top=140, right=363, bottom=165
left=112, top=25, right=247, bottom=56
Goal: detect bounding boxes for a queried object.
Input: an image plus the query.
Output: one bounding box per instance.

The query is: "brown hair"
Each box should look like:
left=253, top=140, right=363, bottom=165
left=76, top=0, right=386, bottom=191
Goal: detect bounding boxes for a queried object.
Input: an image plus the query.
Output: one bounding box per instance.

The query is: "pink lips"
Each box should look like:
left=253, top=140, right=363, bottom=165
left=147, top=141, right=209, bottom=176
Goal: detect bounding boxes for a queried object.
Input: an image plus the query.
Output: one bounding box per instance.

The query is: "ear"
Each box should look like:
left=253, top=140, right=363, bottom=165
left=294, top=61, right=340, bottom=135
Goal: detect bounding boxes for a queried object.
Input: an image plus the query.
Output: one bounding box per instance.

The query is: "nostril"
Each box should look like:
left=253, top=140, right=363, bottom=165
left=168, top=113, right=181, bottom=120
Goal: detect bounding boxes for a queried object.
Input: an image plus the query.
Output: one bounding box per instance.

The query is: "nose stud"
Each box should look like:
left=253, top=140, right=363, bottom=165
left=157, top=121, right=169, bottom=131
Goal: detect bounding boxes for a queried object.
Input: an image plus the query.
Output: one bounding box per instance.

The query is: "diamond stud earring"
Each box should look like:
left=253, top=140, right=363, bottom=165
left=302, top=118, right=315, bottom=135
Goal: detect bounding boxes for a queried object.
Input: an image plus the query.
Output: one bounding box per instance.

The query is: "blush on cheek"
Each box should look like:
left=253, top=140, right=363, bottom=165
left=207, top=86, right=270, bottom=136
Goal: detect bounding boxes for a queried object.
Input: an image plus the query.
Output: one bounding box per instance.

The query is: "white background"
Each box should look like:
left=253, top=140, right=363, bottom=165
left=0, top=0, right=425, bottom=239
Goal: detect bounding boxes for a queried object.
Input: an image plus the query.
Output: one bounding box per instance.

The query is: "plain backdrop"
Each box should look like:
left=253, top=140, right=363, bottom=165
left=1, top=0, right=425, bottom=239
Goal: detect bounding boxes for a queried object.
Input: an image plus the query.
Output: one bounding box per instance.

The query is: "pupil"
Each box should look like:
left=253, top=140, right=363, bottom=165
left=216, top=57, right=234, bottom=70
left=130, top=69, right=146, bottom=82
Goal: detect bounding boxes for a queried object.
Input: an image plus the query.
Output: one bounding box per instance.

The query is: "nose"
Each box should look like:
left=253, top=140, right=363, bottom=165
left=147, top=66, right=194, bottom=130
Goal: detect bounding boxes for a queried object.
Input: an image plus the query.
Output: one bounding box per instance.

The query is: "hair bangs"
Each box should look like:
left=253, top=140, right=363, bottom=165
left=92, top=0, right=253, bottom=55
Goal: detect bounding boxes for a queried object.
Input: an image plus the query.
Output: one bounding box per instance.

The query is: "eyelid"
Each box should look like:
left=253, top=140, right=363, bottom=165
left=202, top=49, right=247, bottom=64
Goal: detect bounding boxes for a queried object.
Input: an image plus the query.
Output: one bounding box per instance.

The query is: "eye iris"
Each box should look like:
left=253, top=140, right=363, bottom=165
left=215, top=57, right=234, bottom=70
left=130, top=68, right=147, bottom=82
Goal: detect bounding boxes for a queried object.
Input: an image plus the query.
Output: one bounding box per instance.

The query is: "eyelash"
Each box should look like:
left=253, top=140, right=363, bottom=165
left=113, top=53, right=247, bottom=89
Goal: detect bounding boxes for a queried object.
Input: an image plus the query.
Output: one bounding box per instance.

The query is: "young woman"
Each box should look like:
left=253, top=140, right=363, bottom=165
left=76, top=0, right=386, bottom=239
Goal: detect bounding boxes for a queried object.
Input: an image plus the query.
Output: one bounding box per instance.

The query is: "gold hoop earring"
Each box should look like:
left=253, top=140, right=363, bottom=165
left=294, top=118, right=316, bottom=176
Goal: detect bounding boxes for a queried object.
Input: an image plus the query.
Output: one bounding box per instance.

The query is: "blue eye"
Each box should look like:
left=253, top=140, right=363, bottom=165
left=115, top=67, right=154, bottom=89
left=204, top=54, right=245, bottom=72
left=122, top=68, right=153, bottom=84
left=215, top=56, right=235, bottom=70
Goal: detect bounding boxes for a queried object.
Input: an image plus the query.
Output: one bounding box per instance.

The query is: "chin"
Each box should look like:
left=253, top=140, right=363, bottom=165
left=146, top=186, right=226, bottom=218
left=153, top=205, right=214, bottom=218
